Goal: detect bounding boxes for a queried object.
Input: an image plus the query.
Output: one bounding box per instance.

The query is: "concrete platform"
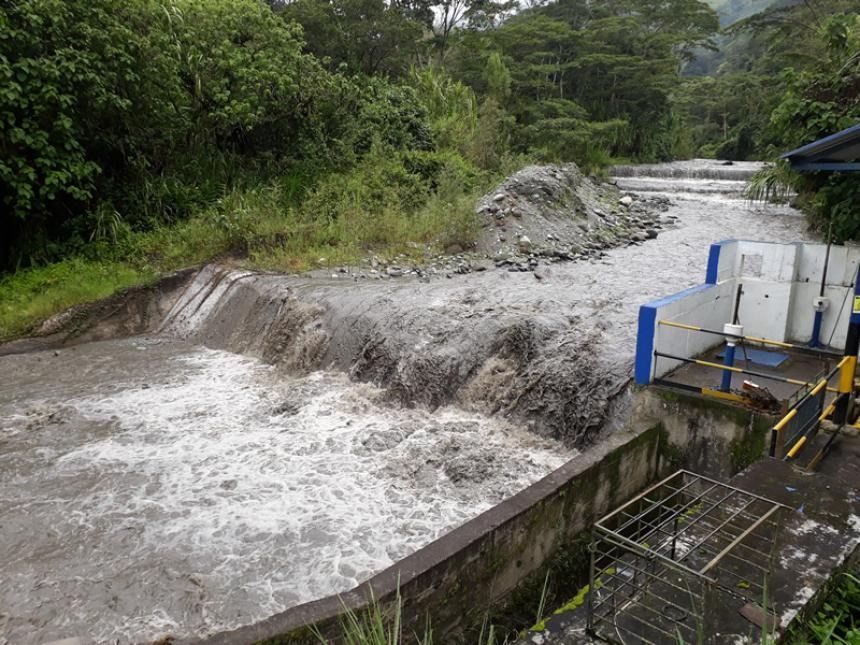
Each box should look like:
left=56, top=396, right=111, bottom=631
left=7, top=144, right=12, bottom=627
left=665, top=345, right=840, bottom=403
left=519, top=436, right=860, bottom=644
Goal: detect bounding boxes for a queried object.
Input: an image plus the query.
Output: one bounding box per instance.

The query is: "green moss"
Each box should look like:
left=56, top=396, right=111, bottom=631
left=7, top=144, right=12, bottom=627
left=529, top=567, right=616, bottom=632
left=729, top=414, right=772, bottom=474
left=653, top=421, right=684, bottom=469
left=653, top=388, right=776, bottom=474
left=654, top=387, right=760, bottom=427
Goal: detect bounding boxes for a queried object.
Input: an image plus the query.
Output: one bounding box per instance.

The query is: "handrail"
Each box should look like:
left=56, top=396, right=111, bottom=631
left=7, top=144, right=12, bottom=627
left=657, top=319, right=833, bottom=353
left=776, top=355, right=852, bottom=461
left=653, top=351, right=840, bottom=393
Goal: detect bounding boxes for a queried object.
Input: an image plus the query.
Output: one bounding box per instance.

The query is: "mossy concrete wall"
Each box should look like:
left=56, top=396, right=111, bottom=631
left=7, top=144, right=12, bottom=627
left=635, top=386, right=778, bottom=478
left=194, top=423, right=669, bottom=645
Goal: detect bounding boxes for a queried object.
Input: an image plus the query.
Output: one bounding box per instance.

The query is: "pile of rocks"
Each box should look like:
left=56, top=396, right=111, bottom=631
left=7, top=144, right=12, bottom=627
left=315, top=162, right=673, bottom=281
left=474, top=164, right=672, bottom=272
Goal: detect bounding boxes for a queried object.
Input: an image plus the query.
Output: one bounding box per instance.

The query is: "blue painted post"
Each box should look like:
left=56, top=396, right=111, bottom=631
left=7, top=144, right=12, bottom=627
left=635, top=305, right=657, bottom=385
left=810, top=310, right=823, bottom=348
left=721, top=343, right=736, bottom=391
left=721, top=323, right=744, bottom=392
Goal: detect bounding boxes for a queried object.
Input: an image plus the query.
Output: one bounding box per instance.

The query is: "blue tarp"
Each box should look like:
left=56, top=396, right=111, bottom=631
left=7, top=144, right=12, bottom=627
left=716, top=347, right=789, bottom=368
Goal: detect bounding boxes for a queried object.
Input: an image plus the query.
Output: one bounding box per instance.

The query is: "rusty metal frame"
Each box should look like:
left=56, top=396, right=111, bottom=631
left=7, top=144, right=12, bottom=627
left=586, top=470, right=789, bottom=644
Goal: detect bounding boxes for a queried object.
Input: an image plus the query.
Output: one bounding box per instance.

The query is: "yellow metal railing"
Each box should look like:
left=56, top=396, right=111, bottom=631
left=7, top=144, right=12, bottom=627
left=658, top=320, right=801, bottom=351
left=653, top=351, right=841, bottom=394
left=772, top=355, right=852, bottom=464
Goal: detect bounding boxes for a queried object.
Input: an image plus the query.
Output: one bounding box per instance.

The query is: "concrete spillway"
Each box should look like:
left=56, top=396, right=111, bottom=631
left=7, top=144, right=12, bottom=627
left=612, top=158, right=767, bottom=196
left=0, top=160, right=813, bottom=644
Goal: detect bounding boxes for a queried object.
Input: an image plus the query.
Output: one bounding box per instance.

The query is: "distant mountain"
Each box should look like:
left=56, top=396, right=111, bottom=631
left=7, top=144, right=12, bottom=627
left=703, top=0, right=780, bottom=26
left=684, top=0, right=798, bottom=75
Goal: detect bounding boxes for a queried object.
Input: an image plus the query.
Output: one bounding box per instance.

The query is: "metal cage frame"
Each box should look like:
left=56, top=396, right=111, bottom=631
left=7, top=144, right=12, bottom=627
left=586, top=470, right=789, bottom=644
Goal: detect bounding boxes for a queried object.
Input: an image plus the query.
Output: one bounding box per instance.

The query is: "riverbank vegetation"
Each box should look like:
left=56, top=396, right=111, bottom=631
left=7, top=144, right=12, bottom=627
left=1, top=0, right=858, bottom=339
left=313, top=566, right=860, bottom=644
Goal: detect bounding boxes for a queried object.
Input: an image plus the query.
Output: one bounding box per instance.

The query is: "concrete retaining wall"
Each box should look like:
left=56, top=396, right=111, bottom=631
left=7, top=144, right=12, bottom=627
left=635, top=387, right=778, bottom=478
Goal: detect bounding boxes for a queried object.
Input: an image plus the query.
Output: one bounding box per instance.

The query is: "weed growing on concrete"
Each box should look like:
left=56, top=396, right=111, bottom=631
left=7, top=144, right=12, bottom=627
left=790, top=571, right=860, bottom=644
left=317, top=585, right=517, bottom=644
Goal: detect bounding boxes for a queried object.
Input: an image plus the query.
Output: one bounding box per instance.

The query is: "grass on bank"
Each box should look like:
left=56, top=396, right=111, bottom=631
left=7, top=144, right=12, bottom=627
left=788, top=571, right=860, bottom=644
left=0, top=258, right=150, bottom=339
left=316, top=587, right=511, bottom=645
left=319, top=570, right=860, bottom=645
left=0, top=157, right=489, bottom=341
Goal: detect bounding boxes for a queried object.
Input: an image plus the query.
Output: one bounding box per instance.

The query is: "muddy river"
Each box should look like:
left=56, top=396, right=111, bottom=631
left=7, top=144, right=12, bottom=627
left=0, top=160, right=813, bottom=643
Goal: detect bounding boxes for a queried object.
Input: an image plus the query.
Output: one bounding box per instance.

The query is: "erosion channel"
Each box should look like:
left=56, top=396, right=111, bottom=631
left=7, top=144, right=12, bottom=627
left=0, top=160, right=813, bottom=644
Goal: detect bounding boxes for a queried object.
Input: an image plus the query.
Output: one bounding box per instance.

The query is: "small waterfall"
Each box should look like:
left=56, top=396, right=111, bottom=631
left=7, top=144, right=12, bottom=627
left=158, top=265, right=329, bottom=371
left=611, top=159, right=766, bottom=196
left=611, top=159, right=764, bottom=180
left=159, top=264, right=255, bottom=339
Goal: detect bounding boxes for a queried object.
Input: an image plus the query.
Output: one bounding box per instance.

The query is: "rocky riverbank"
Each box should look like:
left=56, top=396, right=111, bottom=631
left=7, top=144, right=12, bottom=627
left=306, top=163, right=674, bottom=281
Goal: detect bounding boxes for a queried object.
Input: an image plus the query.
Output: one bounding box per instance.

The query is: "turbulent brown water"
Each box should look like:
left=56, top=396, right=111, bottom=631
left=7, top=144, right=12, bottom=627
left=0, top=160, right=813, bottom=644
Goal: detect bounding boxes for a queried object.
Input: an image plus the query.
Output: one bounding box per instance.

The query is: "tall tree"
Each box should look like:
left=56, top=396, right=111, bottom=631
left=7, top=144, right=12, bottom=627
left=279, top=0, right=424, bottom=76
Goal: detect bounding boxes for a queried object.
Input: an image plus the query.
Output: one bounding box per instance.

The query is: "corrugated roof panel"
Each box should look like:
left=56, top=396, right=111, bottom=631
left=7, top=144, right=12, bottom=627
left=780, top=123, right=860, bottom=171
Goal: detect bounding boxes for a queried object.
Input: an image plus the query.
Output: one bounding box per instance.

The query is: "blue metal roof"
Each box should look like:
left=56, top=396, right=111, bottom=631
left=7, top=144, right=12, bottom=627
left=780, top=123, right=860, bottom=172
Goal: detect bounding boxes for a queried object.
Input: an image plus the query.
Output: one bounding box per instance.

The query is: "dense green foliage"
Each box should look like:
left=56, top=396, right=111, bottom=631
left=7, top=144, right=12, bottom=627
left=768, top=10, right=860, bottom=241
left=676, top=0, right=858, bottom=160
left=675, top=0, right=859, bottom=242
left=0, top=0, right=858, bottom=337
left=0, top=0, right=454, bottom=272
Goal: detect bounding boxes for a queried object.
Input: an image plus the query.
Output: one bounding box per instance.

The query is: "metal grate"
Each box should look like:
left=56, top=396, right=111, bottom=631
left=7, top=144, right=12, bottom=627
left=586, top=470, right=788, bottom=644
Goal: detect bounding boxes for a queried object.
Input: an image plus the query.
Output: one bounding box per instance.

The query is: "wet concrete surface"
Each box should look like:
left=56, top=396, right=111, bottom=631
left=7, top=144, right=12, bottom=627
left=668, top=345, right=839, bottom=403
left=517, top=435, right=860, bottom=645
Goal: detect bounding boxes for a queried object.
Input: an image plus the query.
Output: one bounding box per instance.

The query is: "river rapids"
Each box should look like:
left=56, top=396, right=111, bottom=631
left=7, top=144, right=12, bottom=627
left=0, top=160, right=812, bottom=644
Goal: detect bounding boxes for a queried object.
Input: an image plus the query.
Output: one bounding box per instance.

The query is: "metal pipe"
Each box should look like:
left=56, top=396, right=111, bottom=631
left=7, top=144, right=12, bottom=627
left=700, top=506, right=781, bottom=574
left=591, top=558, right=700, bottom=618
left=595, top=595, right=689, bottom=642
left=592, top=612, right=662, bottom=645
left=596, top=471, right=689, bottom=527
left=812, top=228, right=833, bottom=348
left=609, top=481, right=720, bottom=539
left=721, top=346, right=736, bottom=392
left=811, top=311, right=824, bottom=349
left=769, top=358, right=849, bottom=457
left=654, top=351, right=840, bottom=392
left=732, top=282, right=744, bottom=325
left=616, top=511, right=774, bottom=587
left=657, top=319, right=830, bottom=353
left=786, top=436, right=807, bottom=459
left=596, top=530, right=713, bottom=582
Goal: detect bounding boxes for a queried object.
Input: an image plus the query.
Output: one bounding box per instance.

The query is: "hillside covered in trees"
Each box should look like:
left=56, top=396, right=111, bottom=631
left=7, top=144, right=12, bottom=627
left=0, top=0, right=857, bottom=336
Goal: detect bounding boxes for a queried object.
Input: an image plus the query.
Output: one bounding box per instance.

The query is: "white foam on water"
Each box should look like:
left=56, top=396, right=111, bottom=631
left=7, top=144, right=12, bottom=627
left=0, top=340, right=572, bottom=644
left=613, top=176, right=750, bottom=195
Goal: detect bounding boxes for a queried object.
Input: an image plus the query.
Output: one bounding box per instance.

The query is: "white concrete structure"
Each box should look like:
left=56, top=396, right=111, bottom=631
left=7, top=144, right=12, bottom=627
left=635, top=240, right=860, bottom=384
